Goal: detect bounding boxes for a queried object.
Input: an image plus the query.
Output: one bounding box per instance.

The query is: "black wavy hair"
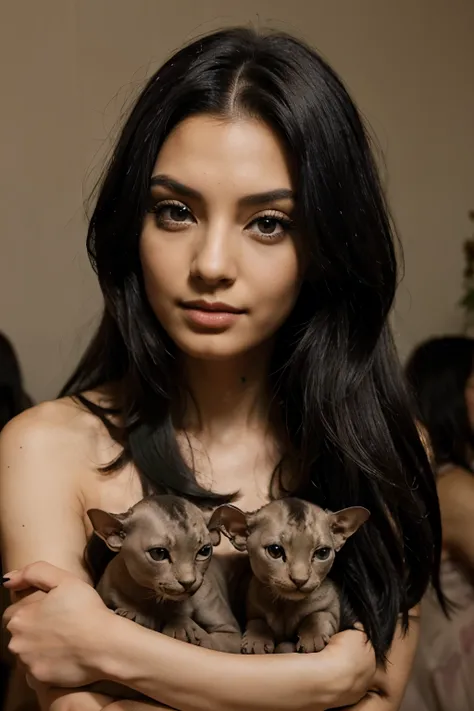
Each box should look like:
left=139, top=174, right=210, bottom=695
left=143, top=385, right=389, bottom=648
left=406, top=336, right=474, bottom=472
left=61, top=27, right=443, bottom=661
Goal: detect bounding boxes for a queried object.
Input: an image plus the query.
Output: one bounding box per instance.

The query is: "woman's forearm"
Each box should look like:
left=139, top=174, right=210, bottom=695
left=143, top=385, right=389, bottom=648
left=37, top=687, right=113, bottom=711
left=95, top=615, right=351, bottom=711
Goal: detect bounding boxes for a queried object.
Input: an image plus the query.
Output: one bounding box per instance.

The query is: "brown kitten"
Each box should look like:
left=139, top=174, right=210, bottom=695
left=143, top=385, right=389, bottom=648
left=210, top=497, right=369, bottom=654
left=88, top=494, right=241, bottom=653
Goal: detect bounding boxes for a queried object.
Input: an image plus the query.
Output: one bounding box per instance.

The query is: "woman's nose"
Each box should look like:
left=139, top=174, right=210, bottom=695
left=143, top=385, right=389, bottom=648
left=190, top=223, right=237, bottom=287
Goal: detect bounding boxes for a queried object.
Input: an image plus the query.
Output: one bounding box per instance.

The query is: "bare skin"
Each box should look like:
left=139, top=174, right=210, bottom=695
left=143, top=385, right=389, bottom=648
left=1, top=396, right=418, bottom=711
left=436, top=371, right=474, bottom=575
left=1, top=116, right=419, bottom=711
left=0, top=394, right=419, bottom=711
left=437, top=466, right=474, bottom=575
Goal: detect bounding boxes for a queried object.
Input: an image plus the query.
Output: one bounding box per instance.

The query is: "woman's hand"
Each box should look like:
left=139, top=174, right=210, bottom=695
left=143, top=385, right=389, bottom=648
left=3, top=561, right=112, bottom=687
left=320, top=627, right=376, bottom=708
left=3, top=561, right=376, bottom=711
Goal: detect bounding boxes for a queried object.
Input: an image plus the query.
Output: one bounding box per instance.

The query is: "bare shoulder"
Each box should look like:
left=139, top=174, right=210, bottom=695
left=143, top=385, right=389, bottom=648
left=437, top=465, right=474, bottom=505
left=0, top=393, right=119, bottom=474
left=437, top=466, right=474, bottom=567
left=0, top=394, right=124, bottom=575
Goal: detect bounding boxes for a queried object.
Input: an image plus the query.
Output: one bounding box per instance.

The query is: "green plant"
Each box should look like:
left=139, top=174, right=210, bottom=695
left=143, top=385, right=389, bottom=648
left=460, top=210, right=474, bottom=319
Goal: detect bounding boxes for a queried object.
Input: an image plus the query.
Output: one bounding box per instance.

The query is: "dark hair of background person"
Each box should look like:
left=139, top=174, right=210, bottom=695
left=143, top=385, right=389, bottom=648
left=59, top=27, right=443, bottom=661
left=0, top=332, right=33, bottom=702
left=0, top=332, right=32, bottom=432
left=406, top=336, right=474, bottom=473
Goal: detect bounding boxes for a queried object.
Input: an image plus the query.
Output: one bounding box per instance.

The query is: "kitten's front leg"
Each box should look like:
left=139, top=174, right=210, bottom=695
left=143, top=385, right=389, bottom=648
left=161, top=615, right=212, bottom=648
left=296, top=610, right=339, bottom=653
left=242, top=619, right=276, bottom=654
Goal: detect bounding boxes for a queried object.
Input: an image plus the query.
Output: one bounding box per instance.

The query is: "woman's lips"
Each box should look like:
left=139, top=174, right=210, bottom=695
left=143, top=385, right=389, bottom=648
left=182, top=307, right=242, bottom=329
left=180, top=300, right=245, bottom=329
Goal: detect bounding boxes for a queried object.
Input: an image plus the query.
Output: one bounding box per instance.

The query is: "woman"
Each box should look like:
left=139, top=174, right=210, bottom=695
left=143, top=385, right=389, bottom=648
left=0, top=27, right=442, bottom=711
left=401, top=336, right=474, bottom=711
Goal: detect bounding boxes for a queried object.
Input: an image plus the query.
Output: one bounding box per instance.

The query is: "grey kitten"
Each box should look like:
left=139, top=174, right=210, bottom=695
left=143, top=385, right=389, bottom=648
left=88, top=494, right=241, bottom=653
left=211, top=497, right=369, bottom=654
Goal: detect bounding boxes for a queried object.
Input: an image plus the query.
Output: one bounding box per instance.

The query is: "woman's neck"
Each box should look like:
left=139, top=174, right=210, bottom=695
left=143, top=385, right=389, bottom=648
left=177, top=346, right=275, bottom=443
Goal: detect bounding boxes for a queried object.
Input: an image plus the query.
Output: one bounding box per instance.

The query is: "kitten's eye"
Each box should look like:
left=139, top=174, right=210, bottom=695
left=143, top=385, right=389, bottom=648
left=313, top=547, right=331, bottom=561
left=266, top=544, right=285, bottom=559
left=197, top=544, right=212, bottom=560
left=148, top=547, right=170, bottom=562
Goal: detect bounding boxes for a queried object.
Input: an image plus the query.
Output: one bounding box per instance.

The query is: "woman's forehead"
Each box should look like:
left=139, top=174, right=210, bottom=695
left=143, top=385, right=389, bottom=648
left=151, top=115, right=294, bottom=203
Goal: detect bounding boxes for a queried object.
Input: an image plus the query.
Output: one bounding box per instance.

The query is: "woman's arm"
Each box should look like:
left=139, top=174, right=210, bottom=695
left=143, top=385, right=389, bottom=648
left=338, top=610, right=420, bottom=710
left=0, top=405, right=118, bottom=711
left=4, top=562, right=376, bottom=711
left=438, top=467, right=474, bottom=572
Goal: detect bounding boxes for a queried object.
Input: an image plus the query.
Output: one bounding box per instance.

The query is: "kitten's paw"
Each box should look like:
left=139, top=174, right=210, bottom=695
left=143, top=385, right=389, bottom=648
left=114, top=607, right=137, bottom=621
left=114, top=608, right=156, bottom=629
left=297, top=616, right=337, bottom=653
left=296, top=632, right=328, bottom=653
left=241, top=631, right=275, bottom=655
left=162, top=617, right=211, bottom=647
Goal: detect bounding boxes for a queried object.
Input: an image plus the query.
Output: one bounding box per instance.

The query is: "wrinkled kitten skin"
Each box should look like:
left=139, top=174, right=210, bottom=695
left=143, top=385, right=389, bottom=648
left=87, top=495, right=241, bottom=654
left=211, top=498, right=370, bottom=654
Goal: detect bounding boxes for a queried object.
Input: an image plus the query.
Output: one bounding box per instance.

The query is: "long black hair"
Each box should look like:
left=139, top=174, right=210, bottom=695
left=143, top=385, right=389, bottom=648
left=0, top=332, right=32, bottom=431
left=406, top=336, right=474, bottom=472
left=61, top=27, right=443, bottom=661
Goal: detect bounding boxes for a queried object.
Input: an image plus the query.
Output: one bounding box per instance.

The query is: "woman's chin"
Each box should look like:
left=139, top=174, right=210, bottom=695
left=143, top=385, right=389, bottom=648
left=173, top=333, right=261, bottom=362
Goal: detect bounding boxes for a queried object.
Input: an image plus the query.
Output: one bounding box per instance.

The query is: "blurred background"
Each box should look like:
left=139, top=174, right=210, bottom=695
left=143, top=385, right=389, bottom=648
left=0, top=0, right=473, bottom=402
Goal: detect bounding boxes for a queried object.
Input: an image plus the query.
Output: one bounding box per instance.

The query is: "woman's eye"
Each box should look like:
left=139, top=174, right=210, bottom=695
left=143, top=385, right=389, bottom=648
left=197, top=544, right=212, bottom=560
left=148, top=547, right=169, bottom=561
left=266, top=544, right=285, bottom=559
left=247, top=215, right=293, bottom=241
left=313, top=547, right=331, bottom=561
left=152, top=202, right=194, bottom=229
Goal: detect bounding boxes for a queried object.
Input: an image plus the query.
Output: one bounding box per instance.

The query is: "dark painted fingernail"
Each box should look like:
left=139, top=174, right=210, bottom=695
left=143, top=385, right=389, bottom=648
left=1, top=576, right=11, bottom=585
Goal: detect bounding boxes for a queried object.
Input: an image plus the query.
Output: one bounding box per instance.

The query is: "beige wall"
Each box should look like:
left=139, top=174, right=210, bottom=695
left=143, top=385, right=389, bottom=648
left=0, top=0, right=473, bottom=402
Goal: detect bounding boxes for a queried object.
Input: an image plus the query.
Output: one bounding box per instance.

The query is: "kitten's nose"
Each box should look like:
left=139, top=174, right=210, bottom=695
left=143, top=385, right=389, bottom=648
left=178, top=578, right=196, bottom=591
left=289, top=574, right=309, bottom=589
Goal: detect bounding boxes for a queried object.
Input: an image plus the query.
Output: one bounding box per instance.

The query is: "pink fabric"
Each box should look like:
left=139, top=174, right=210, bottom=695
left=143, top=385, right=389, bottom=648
left=401, top=559, right=474, bottom=711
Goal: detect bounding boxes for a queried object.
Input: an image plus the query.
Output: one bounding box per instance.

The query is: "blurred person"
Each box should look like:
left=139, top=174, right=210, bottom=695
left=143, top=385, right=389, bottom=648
left=0, top=332, right=32, bottom=432
left=0, top=332, right=32, bottom=707
left=401, top=336, right=474, bottom=711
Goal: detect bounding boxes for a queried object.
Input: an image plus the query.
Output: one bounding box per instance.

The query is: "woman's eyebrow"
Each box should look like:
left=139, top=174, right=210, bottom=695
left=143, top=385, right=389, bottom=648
left=239, top=189, right=294, bottom=207
left=150, top=174, right=294, bottom=206
left=150, top=174, right=200, bottom=200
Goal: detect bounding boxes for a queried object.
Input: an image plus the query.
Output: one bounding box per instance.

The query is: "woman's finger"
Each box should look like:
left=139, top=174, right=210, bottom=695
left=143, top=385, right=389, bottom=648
left=2, top=561, right=73, bottom=593
left=2, top=589, right=47, bottom=627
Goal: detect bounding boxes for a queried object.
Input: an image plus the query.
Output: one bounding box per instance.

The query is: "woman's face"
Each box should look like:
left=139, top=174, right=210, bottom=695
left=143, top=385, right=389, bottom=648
left=139, top=115, right=302, bottom=361
left=465, top=370, right=474, bottom=430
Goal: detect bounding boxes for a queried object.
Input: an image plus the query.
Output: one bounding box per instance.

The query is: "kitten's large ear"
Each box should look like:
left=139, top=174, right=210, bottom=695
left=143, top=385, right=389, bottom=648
left=208, top=505, right=248, bottom=552
left=87, top=509, right=128, bottom=552
left=328, top=507, right=370, bottom=551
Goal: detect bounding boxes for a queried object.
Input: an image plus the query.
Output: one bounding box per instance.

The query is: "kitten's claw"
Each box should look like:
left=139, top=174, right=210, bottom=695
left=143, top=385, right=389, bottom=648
left=114, top=607, right=135, bottom=619
left=297, top=614, right=337, bottom=653
left=114, top=608, right=156, bottom=629
left=297, top=636, right=324, bottom=653
left=296, top=631, right=331, bottom=653
left=241, top=632, right=275, bottom=654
